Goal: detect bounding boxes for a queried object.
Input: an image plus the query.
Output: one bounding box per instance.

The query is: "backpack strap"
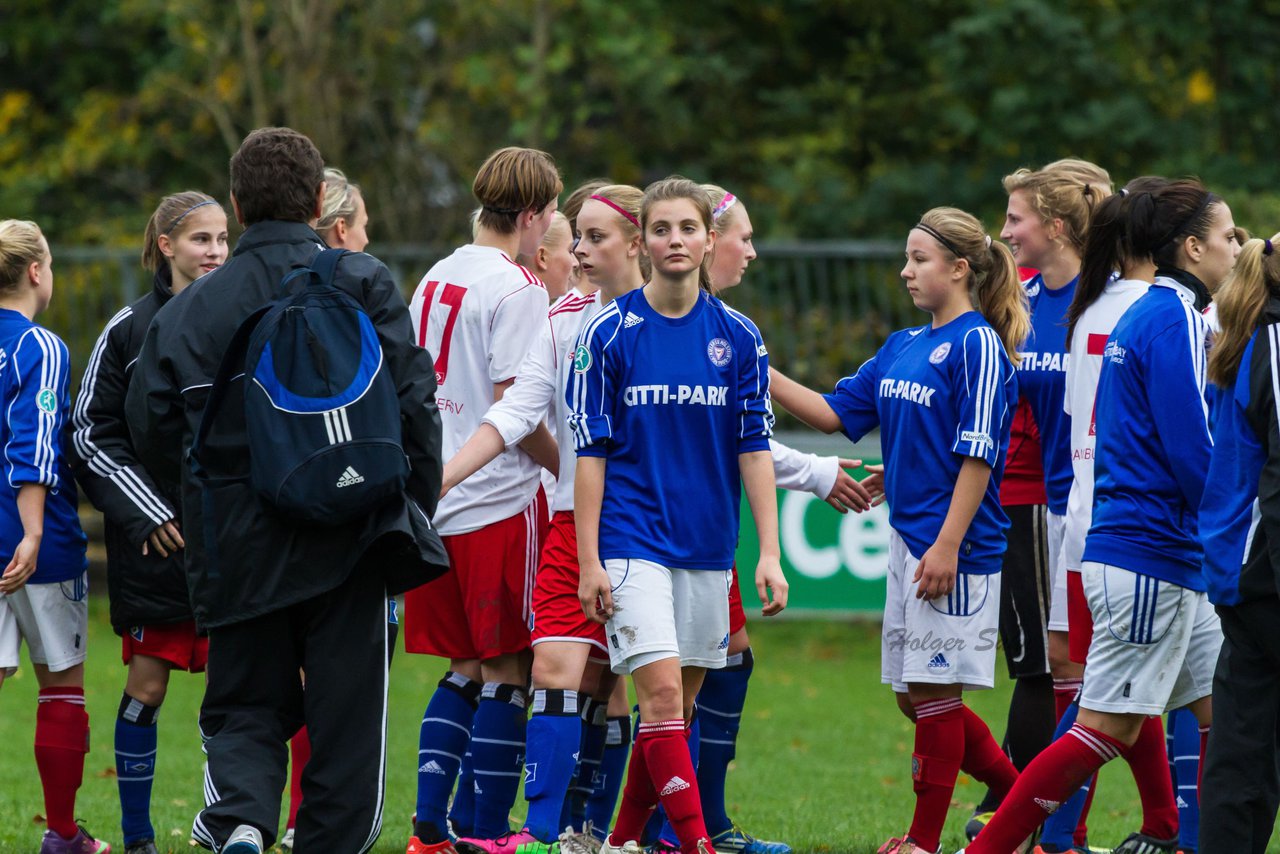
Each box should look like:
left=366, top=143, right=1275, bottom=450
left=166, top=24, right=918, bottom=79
left=308, top=247, right=348, bottom=290
left=188, top=303, right=271, bottom=480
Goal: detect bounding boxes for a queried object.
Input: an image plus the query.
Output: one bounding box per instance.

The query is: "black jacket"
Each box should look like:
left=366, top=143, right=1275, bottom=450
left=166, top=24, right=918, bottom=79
left=124, top=221, right=448, bottom=629
left=68, top=267, right=190, bottom=634
left=1239, top=297, right=1280, bottom=603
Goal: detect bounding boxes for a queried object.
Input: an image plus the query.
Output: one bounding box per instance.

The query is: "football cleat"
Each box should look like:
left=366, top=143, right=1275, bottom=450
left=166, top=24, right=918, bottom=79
left=409, top=837, right=462, bottom=854
left=1110, top=833, right=1175, bottom=854
left=39, top=826, right=111, bottom=854
left=601, top=839, right=645, bottom=854
left=965, top=812, right=995, bottom=843
left=710, top=826, right=792, bottom=854
left=222, top=824, right=263, bottom=854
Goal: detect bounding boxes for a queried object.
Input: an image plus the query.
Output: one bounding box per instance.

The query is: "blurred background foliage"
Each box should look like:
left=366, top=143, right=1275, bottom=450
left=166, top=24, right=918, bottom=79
left=5, top=0, right=1280, bottom=248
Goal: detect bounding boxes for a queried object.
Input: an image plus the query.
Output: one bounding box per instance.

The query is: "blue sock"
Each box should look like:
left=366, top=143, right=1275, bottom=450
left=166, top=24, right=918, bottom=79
left=450, top=749, right=476, bottom=836
left=471, top=683, right=529, bottom=838
left=116, top=693, right=159, bottom=846
left=1041, top=700, right=1093, bottom=849
left=563, top=698, right=608, bottom=832
left=587, top=716, right=632, bottom=841
left=1170, top=707, right=1201, bottom=851
left=524, top=690, right=583, bottom=843
left=415, top=672, right=481, bottom=840
left=695, top=649, right=752, bottom=836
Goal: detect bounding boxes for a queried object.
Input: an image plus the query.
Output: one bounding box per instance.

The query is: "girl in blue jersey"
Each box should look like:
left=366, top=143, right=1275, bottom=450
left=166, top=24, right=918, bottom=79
left=963, top=180, right=1223, bottom=854
left=569, top=176, right=784, bottom=854
left=1198, top=235, right=1280, bottom=853
left=0, top=220, right=107, bottom=854
left=770, top=207, right=1028, bottom=854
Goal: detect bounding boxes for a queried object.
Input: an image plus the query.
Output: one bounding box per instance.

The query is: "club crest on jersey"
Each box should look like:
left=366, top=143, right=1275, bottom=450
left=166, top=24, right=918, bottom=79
left=929, top=342, right=951, bottom=364
left=1025, top=281, right=1041, bottom=298
left=573, top=345, right=592, bottom=373
left=37, top=388, right=57, bottom=413
left=707, top=337, right=732, bottom=367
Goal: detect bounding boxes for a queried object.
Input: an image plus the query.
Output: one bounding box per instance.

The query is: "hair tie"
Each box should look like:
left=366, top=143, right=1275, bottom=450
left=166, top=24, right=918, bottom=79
left=163, top=200, right=218, bottom=235
left=912, top=222, right=964, bottom=259
left=1118, top=188, right=1129, bottom=198
left=589, top=195, right=640, bottom=228
left=711, top=193, right=738, bottom=223
left=1265, top=239, right=1274, bottom=256
left=984, top=234, right=993, bottom=250
left=482, top=203, right=524, bottom=216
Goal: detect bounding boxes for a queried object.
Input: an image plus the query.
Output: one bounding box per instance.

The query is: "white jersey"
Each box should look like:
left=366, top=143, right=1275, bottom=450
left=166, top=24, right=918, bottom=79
left=409, top=245, right=548, bottom=534
left=482, top=287, right=843, bottom=515
left=1061, top=277, right=1149, bottom=571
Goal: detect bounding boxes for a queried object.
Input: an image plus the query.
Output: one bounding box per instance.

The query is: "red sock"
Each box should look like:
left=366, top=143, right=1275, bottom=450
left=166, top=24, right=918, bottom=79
left=1198, top=725, right=1210, bottom=794
left=608, top=725, right=657, bottom=846
left=638, top=720, right=708, bottom=854
left=34, top=687, right=89, bottom=840
left=907, top=699, right=965, bottom=853
left=1122, top=716, right=1177, bottom=840
left=1053, top=678, right=1081, bottom=722
left=960, top=705, right=1018, bottom=799
left=288, top=726, right=311, bottom=829
left=968, top=724, right=1125, bottom=854
left=1072, top=772, right=1098, bottom=847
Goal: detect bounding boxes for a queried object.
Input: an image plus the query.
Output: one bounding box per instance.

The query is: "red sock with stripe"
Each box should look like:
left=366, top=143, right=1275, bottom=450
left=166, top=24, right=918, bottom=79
left=639, top=720, right=709, bottom=854
left=1072, top=772, right=1098, bottom=848
left=1053, top=678, right=1082, bottom=723
left=288, top=726, right=310, bottom=830
left=960, top=705, right=1018, bottom=799
left=1122, top=716, right=1177, bottom=840
left=967, top=724, right=1125, bottom=854
left=907, top=699, right=965, bottom=853
left=607, top=724, right=657, bottom=846
left=35, top=687, right=89, bottom=840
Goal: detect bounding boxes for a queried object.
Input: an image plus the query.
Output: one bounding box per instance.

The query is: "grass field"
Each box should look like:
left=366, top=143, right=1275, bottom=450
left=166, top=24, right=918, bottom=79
left=0, top=598, right=1270, bottom=853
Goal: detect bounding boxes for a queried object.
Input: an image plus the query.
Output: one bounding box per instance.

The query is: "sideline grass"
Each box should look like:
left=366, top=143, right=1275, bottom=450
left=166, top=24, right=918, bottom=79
left=0, top=598, right=1261, bottom=852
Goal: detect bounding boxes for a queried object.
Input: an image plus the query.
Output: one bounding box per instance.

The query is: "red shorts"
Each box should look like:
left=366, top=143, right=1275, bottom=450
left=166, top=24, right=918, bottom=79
left=728, top=564, right=746, bottom=636
left=122, top=621, right=208, bottom=673
left=404, top=490, right=548, bottom=660
left=1067, top=570, right=1093, bottom=665
left=530, top=511, right=608, bottom=660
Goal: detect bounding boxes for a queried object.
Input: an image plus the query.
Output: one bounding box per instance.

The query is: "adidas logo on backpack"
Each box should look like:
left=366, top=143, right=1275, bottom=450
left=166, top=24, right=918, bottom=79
left=190, top=248, right=408, bottom=526
left=336, top=466, right=365, bottom=488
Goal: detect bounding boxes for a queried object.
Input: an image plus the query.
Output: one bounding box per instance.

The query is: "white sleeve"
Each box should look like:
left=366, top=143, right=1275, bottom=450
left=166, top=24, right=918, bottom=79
left=770, top=438, right=839, bottom=498
left=489, top=284, right=550, bottom=383
left=482, top=316, right=557, bottom=448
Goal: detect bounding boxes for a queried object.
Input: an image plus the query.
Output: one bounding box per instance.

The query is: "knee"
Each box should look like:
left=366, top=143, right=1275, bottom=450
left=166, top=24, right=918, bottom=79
left=127, top=682, right=168, bottom=708
left=639, top=679, right=683, bottom=721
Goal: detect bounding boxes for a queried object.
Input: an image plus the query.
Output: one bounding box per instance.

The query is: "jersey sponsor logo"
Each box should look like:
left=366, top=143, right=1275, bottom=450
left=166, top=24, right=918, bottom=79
left=623, top=311, right=644, bottom=328
left=1025, top=281, right=1042, bottom=298
left=437, top=398, right=465, bottom=414
left=36, top=388, right=57, bottom=413
left=878, top=377, right=936, bottom=407
left=1104, top=340, right=1127, bottom=364
left=573, top=345, right=593, bottom=373
left=622, top=384, right=729, bottom=407
left=336, top=466, right=365, bottom=488
left=660, top=775, right=691, bottom=796
left=927, top=652, right=950, bottom=669
left=929, top=342, right=951, bottom=364
left=960, top=430, right=992, bottom=448
left=707, top=337, right=733, bottom=367
left=1017, top=351, right=1069, bottom=372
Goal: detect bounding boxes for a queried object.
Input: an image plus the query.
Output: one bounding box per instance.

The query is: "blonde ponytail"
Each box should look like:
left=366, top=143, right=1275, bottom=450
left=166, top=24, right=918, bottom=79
left=0, top=220, right=46, bottom=293
left=1209, top=238, right=1280, bottom=388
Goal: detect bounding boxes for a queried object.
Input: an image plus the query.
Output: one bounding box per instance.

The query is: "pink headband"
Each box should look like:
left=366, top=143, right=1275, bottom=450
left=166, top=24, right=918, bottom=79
left=711, top=193, right=738, bottom=223
left=589, top=195, right=640, bottom=228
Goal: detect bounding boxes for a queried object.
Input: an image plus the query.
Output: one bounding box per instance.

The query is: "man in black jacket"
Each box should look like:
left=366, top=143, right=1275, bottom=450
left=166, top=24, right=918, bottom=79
left=125, top=127, right=448, bottom=854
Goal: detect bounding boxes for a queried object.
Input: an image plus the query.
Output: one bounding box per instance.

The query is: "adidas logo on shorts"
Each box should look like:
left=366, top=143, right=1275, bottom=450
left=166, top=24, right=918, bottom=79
left=623, top=311, right=644, bottom=328
left=336, top=466, right=365, bottom=488
left=660, top=776, right=691, bottom=796
left=419, top=760, right=446, bottom=775
left=927, top=653, right=950, bottom=669
left=1034, top=797, right=1062, bottom=814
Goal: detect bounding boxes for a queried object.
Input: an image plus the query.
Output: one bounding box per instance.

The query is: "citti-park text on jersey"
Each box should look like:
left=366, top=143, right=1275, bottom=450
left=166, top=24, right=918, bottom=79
left=623, top=384, right=729, bottom=407
left=879, top=377, right=937, bottom=407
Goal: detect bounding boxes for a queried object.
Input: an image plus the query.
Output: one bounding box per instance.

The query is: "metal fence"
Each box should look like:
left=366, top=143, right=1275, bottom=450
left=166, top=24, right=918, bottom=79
left=48, top=241, right=918, bottom=393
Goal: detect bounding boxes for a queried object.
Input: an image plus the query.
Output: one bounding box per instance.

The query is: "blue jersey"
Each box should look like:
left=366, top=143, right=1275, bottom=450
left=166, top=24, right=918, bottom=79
left=1018, top=274, right=1074, bottom=513
left=1084, top=283, right=1211, bottom=589
left=0, top=310, right=87, bottom=583
left=568, top=289, right=773, bottom=569
left=824, top=311, right=1016, bottom=574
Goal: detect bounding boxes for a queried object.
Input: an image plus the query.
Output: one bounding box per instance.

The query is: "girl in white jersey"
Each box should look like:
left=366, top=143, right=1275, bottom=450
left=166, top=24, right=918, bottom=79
left=405, top=146, right=562, bottom=854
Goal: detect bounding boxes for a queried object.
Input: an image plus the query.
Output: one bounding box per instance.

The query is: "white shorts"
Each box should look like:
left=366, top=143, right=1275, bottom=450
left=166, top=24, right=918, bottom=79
left=602, top=559, right=730, bottom=675
left=1047, top=511, right=1069, bottom=632
left=0, top=573, right=90, bottom=675
left=881, top=532, right=1001, bottom=692
left=1079, top=562, right=1222, bottom=715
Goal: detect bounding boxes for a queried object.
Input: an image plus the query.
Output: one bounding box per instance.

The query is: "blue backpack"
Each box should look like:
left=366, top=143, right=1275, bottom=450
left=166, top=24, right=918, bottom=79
left=190, top=248, right=409, bottom=525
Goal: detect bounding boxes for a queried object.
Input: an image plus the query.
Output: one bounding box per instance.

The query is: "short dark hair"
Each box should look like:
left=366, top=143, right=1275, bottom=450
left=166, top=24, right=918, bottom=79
left=230, top=127, right=325, bottom=225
